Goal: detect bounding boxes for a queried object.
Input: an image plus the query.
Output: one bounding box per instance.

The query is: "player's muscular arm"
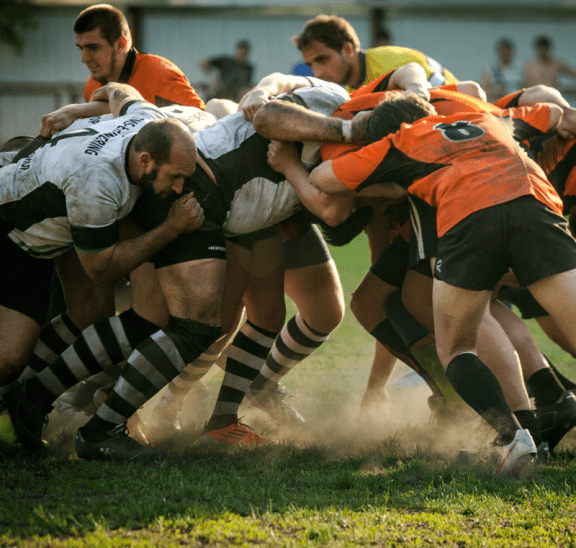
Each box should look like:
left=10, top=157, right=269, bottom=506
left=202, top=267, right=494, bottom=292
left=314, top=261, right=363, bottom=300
left=253, top=100, right=344, bottom=142
left=267, top=141, right=355, bottom=226
left=309, top=160, right=409, bottom=200
left=90, top=83, right=145, bottom=118
left=238, top=72, right=313, bottom=121
left=253, top=100, right=369, bottom=144
left=77, top=192, right=204, bottom=282
left=40, top=101, right=111, bottom=137
left=40, top=83, right=145, bottom=137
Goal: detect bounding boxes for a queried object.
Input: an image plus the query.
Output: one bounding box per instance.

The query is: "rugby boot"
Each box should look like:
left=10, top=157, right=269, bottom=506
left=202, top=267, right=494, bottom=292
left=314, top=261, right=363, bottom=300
left=536, top=391, right=576, bottom=452
left=75, top=423, right=164, bottom=462
left=493, top=429, right=537, bottom=480
left=0, top=380, right=50, bottom=455
left=245, top=384, right=305, bottom=428
left=200, top=421, right=277, bottom=446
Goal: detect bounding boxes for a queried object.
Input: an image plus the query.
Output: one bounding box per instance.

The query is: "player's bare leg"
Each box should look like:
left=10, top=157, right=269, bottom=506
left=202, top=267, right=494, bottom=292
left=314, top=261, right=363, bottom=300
left=351, top=271, right=399, bottom=417
left=202, top=234, right=284, bottom=444
left=0, top=307, right=40, bottom=384
left=526, top=269, right=576, bottom=450
left=433, top=279, right=524, bottom=439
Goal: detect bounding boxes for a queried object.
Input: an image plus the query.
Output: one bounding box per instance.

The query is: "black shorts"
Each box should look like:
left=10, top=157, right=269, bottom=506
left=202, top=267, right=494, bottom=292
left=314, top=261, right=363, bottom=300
left=408, top=195, right=438, bottom=273
left=0, top=232, right=53, bottom=324
left=498, top=285, right=549, bottom=319
left=370, top=235, right=410, bottom=288
left=152, top=229, right=226, bottom=269
left=434, top=195, right=576, bottom=291
left=282, top=224, right=331, bottom=270
left=130, top=186, right=227, bottom=268
left=226, top=225, right=278, bottom=250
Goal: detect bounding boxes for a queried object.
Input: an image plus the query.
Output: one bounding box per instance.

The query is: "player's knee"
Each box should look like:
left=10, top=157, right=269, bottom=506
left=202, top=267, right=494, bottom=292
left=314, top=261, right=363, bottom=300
left=350, top=288, right=377, bottom=328
left=301, top=297, right=344, bottom=334
left=0, top=355, right=27, bottom=384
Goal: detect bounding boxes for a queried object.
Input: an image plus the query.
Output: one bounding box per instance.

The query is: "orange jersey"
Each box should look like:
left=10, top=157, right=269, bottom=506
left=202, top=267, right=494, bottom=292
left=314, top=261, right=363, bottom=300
left=331, top=105, right=562, bottom=237
left=84, top=49, right=205, bottom=109
left=532, top=134, right=576, bottom=213
left=322, top=81, right=501, bottom=162
left=493, top=90, right=524, bottom=109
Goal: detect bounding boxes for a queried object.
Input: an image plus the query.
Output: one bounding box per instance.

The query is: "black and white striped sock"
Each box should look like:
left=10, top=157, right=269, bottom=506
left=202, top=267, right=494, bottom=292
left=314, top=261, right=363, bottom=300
left=20, top=313, right=81, bottom=379
left=206, top=320, right=277, bottom=430
left=24, top=308, right=159, bottom=412
left=249, top=313, right=329, bottom=397
left=82, top=318, right=220, bottom=441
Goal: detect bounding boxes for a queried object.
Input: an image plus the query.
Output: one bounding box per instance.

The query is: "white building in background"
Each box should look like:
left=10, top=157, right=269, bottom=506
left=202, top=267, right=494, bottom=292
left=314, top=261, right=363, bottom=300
left=1, top=0, right=576, bottom=140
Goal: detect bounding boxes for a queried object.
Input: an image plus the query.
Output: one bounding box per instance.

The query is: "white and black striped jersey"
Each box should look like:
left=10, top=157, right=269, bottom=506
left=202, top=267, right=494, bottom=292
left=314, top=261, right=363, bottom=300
left=0, top=101, right=168, bottom=258
left=194, top=79, right=350, bottom=235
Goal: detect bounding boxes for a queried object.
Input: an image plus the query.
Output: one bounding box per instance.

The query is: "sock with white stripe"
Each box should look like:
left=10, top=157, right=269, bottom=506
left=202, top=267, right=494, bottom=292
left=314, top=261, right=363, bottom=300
left=157, top=351, right=219, bottom=407
left=81, top=317, right=220, bottom=442
left=205, top=320, right=278, bottom=431
left=249, top=313, right=329, bottom=398
left=23, top=308, right=159, bottom=413
left=19, top=313, right=81, bottom=379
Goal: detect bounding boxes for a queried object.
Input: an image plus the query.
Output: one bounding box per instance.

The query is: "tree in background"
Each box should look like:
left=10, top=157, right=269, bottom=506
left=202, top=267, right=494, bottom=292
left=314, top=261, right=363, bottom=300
left=0, top=0, right=36, bottom=53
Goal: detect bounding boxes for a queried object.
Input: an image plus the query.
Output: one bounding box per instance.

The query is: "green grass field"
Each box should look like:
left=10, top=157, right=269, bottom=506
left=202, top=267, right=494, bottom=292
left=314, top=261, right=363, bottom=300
left=1, top=233, right=575, bottom=547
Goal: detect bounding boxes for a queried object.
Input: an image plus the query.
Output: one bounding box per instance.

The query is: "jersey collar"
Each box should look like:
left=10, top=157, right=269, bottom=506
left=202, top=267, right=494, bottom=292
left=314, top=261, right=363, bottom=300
left=118, top=48, right=138, bottom=84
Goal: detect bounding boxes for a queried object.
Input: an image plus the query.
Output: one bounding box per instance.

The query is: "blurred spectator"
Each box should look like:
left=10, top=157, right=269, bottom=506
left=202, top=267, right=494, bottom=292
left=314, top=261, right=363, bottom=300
left=200, top=40, right=254, bottom=102
left=373, top=28, right=392, bottom=47
left=524, top=35, right=576, bottom=90
left=481, top=38, right=523, bottom=102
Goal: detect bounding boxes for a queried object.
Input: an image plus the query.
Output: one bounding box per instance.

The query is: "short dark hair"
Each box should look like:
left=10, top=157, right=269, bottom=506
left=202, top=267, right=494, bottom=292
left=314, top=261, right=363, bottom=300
left=73, top=4, right=131, bottom=46
left=366, top=91, right=437, bottom=143
left=293, top=15, right=361, bottom=52
left=236, top=40, right=250, bottom=51
left=133, top=119, right=184, bottom=166
left=535, top=35, right=552, bottom=49
left=497, top=38, right=514, bottom=50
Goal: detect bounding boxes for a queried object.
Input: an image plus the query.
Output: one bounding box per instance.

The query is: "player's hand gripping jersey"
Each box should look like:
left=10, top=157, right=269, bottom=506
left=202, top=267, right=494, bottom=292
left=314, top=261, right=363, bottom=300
left=331, top=105, right=563, bottom=237
left=131, top=79, right=350, bottom=238
left=0, top=101, right=169, bottom=258
left=193, top=79, right=350, bottom=236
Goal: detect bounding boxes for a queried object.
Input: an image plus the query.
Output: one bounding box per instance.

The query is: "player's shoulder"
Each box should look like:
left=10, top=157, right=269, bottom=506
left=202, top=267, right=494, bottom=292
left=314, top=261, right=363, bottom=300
left=133, top=52, right=184, bottom=73
left=283, top=78, right=350, bottom=111
left=161, top=105, right=217, bottom=133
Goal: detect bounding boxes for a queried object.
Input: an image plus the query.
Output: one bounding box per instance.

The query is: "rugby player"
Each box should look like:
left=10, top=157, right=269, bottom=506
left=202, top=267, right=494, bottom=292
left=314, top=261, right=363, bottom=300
left=0, top=79, right=364, bottom=460
left=0, top=83, right=203, bottom=388
left=293, top=14, right=457, bottom=93
left=21, top=3, right=208, bottom=417
left=306, top=91, right=576, bottom=476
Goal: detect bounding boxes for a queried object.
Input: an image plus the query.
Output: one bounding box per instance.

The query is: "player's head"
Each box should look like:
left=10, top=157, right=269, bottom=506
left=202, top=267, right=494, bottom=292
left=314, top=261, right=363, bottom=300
left=133, top=119, right=197, bottom=198
left=534, top=35, right=552, bottom=58
left=293, top=15, right=361, bottom=87
left=235, top=40, right=251, bottom=61
left=74, top=4, right=132, bottom=84
left=366, top=91, right=437, bottom=143
left=496, top=38, right=514, bottom=64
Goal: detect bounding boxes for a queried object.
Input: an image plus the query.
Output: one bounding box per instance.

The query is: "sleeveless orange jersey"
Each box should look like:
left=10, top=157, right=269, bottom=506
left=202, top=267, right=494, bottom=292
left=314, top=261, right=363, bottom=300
left=84, top=49, right=205, bottom=109
left=331, top=105, right=562, bottom=237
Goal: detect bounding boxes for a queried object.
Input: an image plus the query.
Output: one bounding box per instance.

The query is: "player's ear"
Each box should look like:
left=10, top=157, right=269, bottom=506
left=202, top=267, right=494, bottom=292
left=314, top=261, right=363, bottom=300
left=138, top=151, right=152, bottom=171
left=342, top=41, right=356, bottom=58
left=116, top=35, right=128, bottom=53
